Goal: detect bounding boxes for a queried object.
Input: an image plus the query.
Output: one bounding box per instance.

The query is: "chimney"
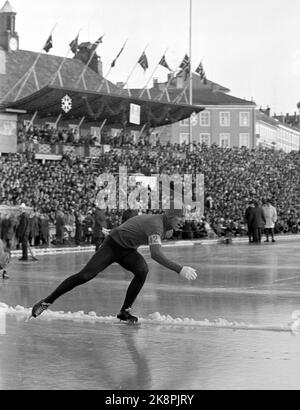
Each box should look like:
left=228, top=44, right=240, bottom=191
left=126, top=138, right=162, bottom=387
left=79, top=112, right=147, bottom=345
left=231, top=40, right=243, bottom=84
left=74, top=42, right=100, bottom=74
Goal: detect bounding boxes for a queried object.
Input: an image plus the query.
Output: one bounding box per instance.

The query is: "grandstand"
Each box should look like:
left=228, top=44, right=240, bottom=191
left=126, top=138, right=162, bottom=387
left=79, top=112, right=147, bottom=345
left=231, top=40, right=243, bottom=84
left=0, top=1, right=202, bottom=155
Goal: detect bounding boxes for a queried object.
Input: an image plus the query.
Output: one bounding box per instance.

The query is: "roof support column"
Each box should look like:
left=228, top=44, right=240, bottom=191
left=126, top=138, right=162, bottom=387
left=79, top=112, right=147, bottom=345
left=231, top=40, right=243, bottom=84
left=25, top=110, right=38, bottom=132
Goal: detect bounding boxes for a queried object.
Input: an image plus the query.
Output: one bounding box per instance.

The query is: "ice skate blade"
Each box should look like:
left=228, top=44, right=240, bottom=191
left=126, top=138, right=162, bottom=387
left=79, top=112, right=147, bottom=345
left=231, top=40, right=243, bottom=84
left=25, top=315, right=33, bottom=322
left=118, top=319, right=139, bottom=326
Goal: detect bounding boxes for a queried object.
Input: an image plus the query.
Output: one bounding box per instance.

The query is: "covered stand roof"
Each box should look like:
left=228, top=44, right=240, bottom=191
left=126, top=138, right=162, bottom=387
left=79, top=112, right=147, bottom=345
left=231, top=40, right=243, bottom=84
left=4, top=84, right=203, bottom=127
left=0, top=49, right=203, bottom=126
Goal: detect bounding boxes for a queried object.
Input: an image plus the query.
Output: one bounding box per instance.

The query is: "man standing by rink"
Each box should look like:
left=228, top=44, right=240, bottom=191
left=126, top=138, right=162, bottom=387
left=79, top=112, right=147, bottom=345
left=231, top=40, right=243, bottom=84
left=262, top=200, right=277, bottom=243
left=249, top=201, right=266, bottom=243
left=244, top=200, right=254, bottom=243
left=16, top=204, right=30, bottom=261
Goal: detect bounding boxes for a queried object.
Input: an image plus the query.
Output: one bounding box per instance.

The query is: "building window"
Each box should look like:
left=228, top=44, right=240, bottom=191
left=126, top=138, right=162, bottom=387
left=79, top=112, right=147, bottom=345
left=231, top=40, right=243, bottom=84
left=180, top=118, right=189, bottom=126
left=199, top=133, right=210, bottom=145
left=6, top=16, right=12, bottom=31
left=220, top=133, right=230, bottom=148
left=179, top=133, right=190, bottom=145
left=239, top=133, right=250, bottom=148
left=199, top=111, right=210, bottom=126
left=240, top=112, right=250, bottom=127
left=220, top=112, right=230, bottom=127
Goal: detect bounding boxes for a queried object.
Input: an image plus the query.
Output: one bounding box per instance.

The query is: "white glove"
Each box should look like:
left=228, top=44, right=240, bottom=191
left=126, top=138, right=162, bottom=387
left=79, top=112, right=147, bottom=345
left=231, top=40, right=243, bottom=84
left=180, top=266, right=197, bottom=281
left=102, top=228, right=110, bottom=237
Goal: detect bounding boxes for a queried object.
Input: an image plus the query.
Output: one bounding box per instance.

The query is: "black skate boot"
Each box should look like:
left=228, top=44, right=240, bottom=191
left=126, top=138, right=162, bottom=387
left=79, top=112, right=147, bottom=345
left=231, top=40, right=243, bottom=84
left=2, top=270, right=9, bottom=279
left=31, top=299, right=51, bottom=318
left=117, top=308, right=138, bottom=324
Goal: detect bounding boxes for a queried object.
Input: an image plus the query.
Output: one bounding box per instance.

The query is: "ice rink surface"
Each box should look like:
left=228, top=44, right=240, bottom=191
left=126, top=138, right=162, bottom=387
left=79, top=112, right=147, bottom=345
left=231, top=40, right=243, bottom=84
left=1, top=240, right=300, bottom=390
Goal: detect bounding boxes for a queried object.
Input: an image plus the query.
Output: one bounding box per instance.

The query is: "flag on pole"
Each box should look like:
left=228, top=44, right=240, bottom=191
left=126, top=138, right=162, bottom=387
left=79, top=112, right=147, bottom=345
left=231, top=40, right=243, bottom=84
left=138, top=52, right=149, bottom=71
left=195, top=61, right=207, bottom=84
left=111, top=40, right=127, bottom=68
left=178, top=54, right=190, bottom=80
left=91, top=35, right=104, bottom=51
left=69, top=34, right=79, bottom=54
left=43, top=35, right=53, bottom=53
left=159, top=55, right=172, bottom=71
left=179, top=54, right=190, bottom=71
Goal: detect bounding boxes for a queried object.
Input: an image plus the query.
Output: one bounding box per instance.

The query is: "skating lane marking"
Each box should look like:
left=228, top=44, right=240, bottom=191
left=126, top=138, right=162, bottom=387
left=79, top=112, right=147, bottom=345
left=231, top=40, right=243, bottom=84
left=274, top=274, right=300, bottom=283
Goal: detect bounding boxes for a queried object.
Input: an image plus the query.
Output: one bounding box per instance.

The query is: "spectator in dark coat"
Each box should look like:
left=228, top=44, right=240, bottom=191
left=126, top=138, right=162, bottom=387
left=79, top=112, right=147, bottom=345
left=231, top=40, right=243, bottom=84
left=74, top=211, right=84, bottom=246
left=83, top=211, right=94, bottom=244
left=55, top=208, right=65, bottom=245
left=39, top=213, right=50, bottom=246
left=16, top=204, right=30, bottom=260
left=182, top=221, right=193, bottom=239
left=249, top=201, right=266, bottom=243
left=245, top=201, right=254, bottom=243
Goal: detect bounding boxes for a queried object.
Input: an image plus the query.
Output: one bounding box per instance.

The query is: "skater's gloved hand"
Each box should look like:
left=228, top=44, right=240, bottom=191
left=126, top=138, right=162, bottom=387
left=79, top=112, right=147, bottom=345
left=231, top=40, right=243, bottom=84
left=180, top=266, right=197, bottom=281
left=102, top=228, right=110, bottom=237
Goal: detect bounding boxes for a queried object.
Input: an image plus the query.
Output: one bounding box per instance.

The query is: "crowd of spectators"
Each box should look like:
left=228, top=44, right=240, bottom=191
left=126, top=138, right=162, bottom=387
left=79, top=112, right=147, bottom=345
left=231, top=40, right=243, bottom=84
left=17, top=123, right=163, bottom=149
left=1, top=142, right=300, bottom=249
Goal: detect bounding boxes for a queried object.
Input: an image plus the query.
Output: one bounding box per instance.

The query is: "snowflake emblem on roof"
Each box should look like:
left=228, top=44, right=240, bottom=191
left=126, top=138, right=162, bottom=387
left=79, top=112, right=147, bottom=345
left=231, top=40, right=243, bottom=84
left=61, top=95, right=72, bottom=113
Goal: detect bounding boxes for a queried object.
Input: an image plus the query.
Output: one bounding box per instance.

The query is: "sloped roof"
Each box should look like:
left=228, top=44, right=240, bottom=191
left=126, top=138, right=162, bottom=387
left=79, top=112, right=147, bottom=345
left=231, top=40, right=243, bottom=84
left=192, top=88, right=256, bottom=106
left=151, top=72, right=254, bottom=107
left=145, top=86, right=255, bottom=107
left=0, top=49, right=124, bottom=104
left=191, top=73, right=230, bottom=93
left=256, top=111, right=278, bottom=127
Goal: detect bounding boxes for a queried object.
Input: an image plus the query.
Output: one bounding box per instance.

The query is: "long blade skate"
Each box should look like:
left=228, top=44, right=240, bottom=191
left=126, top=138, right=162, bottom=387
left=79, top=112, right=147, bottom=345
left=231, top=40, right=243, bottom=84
left=117, top=309, right=138, bottom=324
left=31, top=300, right=51, bottom=318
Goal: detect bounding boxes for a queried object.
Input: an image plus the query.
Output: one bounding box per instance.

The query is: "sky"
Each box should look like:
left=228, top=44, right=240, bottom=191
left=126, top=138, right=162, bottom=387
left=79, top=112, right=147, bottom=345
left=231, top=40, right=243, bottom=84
left=7, top=0, right=300, bottom=115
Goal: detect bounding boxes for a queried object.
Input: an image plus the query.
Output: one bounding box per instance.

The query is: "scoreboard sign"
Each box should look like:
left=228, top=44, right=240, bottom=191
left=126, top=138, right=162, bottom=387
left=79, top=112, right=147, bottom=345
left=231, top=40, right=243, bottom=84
left=130, top=104, right=141, bottom=125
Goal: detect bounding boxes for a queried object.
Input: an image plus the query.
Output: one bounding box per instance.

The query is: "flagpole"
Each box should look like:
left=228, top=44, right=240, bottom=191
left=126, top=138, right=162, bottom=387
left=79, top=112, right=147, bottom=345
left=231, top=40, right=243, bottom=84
left=50, top=50, right=70, bottom=86
left=120, top=44, right=149, bottom=96
left=97, top=39, right=128, bottom=93
left=14, top=23, right=57, bottom=101
left=157, top=57, right=185, bottom=102
left=50, top=30, right=81, bottom=86
left=189, top=0, right=193, bottom=152
left=106, top=39, right=128, bottom=78
left=139, top=48, right=168, bottom=99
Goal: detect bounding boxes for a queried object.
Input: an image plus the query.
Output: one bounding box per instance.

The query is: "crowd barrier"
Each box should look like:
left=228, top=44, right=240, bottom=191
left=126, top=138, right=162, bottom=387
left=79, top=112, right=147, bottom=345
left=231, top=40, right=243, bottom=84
left=17, top=143, right=112, bottom=158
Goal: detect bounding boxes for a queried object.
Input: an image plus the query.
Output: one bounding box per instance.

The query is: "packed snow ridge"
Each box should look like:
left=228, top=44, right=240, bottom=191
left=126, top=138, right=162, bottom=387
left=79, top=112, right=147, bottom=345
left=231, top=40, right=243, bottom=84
left=0, top=302, right=297, bottom=333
